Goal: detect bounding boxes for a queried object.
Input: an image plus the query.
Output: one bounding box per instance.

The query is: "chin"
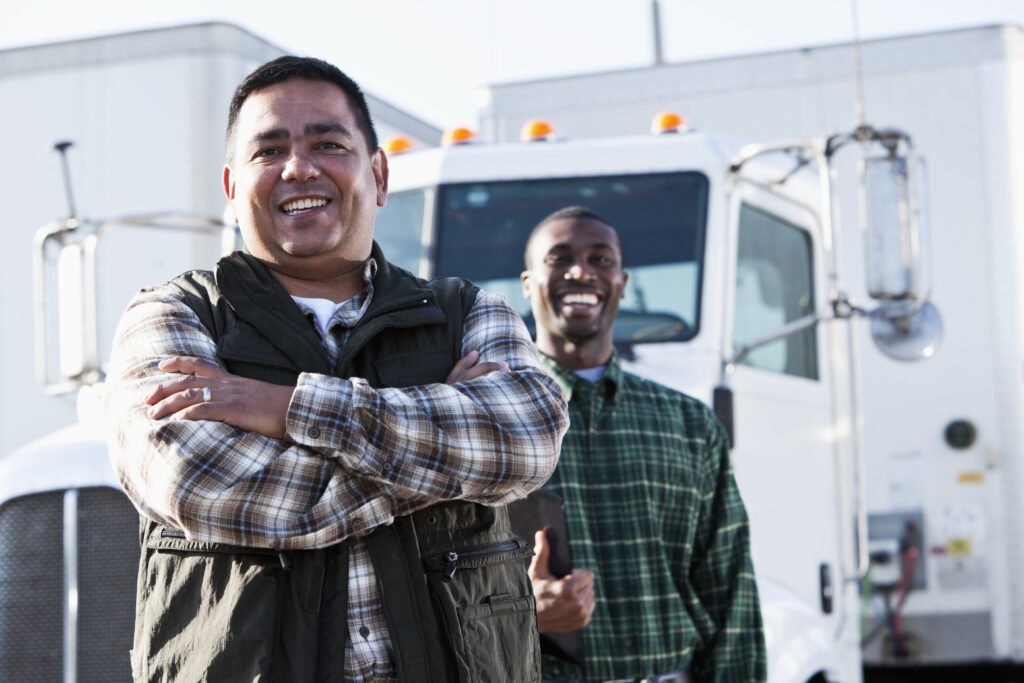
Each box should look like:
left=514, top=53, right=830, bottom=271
left=562, top=328, right=601, bottom=345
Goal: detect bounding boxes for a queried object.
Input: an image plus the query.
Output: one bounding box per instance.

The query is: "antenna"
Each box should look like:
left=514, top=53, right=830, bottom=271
left=51, top=140, right=77, bottom=221
left=850, top=0, right=868, bottom=135
left=651, top=0, right=664, bottom=66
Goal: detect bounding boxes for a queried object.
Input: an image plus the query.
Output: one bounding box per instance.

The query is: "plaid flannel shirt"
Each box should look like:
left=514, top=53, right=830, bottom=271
left=538, top=353, right=766, bottom=683
left=105, top=263, right=567, bottom=682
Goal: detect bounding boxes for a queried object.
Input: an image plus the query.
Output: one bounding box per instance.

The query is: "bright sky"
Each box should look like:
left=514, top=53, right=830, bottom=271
left=3, top=0, right=1024, bottom=127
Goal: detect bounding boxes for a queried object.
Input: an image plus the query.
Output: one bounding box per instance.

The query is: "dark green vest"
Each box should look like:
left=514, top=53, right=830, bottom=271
left=130, top=246, right=540, bottom=683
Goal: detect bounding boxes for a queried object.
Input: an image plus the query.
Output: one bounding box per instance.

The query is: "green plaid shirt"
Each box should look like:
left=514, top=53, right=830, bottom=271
left=539, top=353, right=766, bottom=683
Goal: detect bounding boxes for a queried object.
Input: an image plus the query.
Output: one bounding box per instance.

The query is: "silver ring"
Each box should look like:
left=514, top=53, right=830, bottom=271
left=202, top=387, right=212, bottom=403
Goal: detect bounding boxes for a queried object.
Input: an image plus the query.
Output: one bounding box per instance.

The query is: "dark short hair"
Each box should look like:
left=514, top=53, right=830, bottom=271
left=225, top=56, right=379, bottom=162
left=523, top=206, right=623, bottom=269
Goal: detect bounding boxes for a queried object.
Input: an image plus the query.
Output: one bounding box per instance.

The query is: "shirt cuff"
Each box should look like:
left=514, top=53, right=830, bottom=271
left=284, top=372, right=365, bottom=466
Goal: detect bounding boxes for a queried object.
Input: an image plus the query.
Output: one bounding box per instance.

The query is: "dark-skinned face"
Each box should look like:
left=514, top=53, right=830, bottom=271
left=522, top=217, right=627, bottom=351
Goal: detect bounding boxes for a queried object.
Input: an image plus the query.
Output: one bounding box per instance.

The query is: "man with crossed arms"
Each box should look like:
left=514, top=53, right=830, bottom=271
left=106, top=56, right=567, bottom=682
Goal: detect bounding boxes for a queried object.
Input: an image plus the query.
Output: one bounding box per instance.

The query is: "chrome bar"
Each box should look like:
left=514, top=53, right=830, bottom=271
left=63, top=489, right=79, bottom=683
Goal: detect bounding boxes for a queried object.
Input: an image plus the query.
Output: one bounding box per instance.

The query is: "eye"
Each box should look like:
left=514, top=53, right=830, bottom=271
left=318, top=141, right=346, bottom=152
left=544, top=254, right=571, bottom=266
left=253, top=147, right=281, bottom=159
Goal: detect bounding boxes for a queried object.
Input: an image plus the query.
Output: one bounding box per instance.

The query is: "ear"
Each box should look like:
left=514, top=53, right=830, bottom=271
left=222, top=165, right=235, bottom=201
left=221, top=165, right=238, bottom=224
left=372, top=149, right=389, bottom=207
left=521, top=270, right=533, bottom=299
left=620, top=270, right=629, bottom=298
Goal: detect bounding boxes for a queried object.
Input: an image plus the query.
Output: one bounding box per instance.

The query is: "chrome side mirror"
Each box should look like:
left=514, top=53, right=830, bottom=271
left=861, top=152, right=928, bottom=300
left=858, top=132, right=942, bottom=360
left=870, top=300, right=942, bottom=361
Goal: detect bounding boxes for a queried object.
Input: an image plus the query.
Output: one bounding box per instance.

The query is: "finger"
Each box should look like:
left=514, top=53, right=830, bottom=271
left=444, top=350, right=479, bottom=384
left=569, top=568, right=596, bottom=591
left=563, top=570, right=593, bottom=598
left=455, top=361, right=507, bottom=383
left=581, top=587, right=596, bottom=625
left=528, top=529, right=551, bottom=580
left=157, top=356, right=225, bottom=379
left=146, top=372, right=208, bottom=405
left=147, top=386, right=212, bottom=420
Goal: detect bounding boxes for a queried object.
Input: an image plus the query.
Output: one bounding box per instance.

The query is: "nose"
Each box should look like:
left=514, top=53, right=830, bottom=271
left=564, top=262, right=594, bottom=281
left=282, top=150, right=320, bottom=182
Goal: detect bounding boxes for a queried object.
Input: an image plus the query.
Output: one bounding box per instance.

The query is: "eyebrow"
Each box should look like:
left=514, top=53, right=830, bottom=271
left=547, top=242, right=617, bottom=252
left=247, top=120, right=354, bottom=147
left=305, top=121, right=353, bottom=137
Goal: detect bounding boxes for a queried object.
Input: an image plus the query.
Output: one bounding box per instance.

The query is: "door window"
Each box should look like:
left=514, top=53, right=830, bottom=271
left=734, top=204, right=818, bottom=379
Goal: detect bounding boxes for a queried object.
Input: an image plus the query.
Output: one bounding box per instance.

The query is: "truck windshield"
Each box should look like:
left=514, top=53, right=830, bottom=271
left=432, top=172, right=709, bottom=344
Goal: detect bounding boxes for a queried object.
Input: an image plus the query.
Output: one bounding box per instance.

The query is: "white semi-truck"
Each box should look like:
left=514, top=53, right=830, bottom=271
left=471, top=24, right=1024, bottom=679
left=373, top=120, right=934, bottom=682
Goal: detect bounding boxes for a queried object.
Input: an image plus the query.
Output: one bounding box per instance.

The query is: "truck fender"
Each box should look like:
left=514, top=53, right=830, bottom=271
left=760, top=578, right=855, bottom=683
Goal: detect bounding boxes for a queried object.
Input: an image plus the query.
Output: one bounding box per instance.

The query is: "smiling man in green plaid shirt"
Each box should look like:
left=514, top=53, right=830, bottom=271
left=521, top=207, right=766, bottom=683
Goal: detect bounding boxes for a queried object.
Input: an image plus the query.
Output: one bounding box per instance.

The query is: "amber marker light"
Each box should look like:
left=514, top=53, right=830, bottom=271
left=442, top=127, right=477, bottom=146
left=383, top=135, right=417, bottom=155
left=651, top=111, right=690, bottom=135
left=520, top=119, right=557, bottom=142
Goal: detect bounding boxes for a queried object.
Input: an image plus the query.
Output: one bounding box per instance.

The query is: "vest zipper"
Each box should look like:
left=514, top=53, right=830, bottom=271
left=440, top=540, right=521, bottom=583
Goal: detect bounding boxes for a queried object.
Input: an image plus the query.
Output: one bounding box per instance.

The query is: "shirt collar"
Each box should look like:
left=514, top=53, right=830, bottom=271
left=292, top=258, right=377, bottom=337
left=538, top=350, right=621, bottom=403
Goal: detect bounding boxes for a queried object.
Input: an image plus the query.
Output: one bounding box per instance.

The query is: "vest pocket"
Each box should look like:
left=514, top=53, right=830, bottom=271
left=374, top=349, right=453, bottom=387
left=135, top=535, right=283, bottom=682
left=460, top=594, right=540, bottom=683
left=425, top=540, right=540, bottom=683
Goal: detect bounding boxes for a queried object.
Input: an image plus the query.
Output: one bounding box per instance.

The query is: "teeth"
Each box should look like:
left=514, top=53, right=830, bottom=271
left=282, top=197, right=327, bottom=214
left=561, top=293, right=599, bottom=305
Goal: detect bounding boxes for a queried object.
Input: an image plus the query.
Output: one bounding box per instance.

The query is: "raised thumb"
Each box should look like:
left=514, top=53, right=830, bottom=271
left=529, top=528, right=551, bottom=578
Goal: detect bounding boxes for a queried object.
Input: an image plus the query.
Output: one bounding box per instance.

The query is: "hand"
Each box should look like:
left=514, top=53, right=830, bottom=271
left=145, top=356, right=295, bottom=439
left=445, top=349, right=509, bottom=384
left=529, top=529, right=595, bottom=633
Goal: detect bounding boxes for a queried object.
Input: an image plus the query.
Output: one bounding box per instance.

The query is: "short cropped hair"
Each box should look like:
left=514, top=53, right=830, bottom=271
left=523, top=206, right=623, bottom=269
left=225, top=56, right=379, bottom=162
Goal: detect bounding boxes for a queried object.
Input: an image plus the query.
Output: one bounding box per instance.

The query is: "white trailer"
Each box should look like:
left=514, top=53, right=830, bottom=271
left=470, top=24, right=1024, bottom=678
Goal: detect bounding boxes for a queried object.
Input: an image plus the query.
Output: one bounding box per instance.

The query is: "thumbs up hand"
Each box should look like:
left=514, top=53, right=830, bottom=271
left=529, top=529, right=596, bottom=633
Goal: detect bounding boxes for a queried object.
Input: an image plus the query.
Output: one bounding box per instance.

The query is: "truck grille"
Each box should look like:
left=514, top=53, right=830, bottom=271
left=0, top=486, right=139, bottom=682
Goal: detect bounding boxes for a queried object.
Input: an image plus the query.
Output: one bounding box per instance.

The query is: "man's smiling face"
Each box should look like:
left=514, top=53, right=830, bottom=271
left=522, top=216, right=628, bottom=356
left=223, top=77, right=387, bottom=281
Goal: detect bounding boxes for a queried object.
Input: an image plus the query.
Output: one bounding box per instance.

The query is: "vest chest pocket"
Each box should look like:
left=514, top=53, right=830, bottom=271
left=217, top=327, right=308, bottom=386
left=373, top=348, right=454, bottom=387
left=424, top=540, right=540, bottom=683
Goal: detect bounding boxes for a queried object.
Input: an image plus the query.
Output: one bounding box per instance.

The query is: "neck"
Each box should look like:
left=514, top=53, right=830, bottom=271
left=537, top=333, right=613, bottom=370
left=267, top=258, right=369, bottom=303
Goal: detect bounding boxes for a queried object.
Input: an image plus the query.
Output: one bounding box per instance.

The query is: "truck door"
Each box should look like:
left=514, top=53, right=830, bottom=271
left=726, top=185, right=859, bottom=677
